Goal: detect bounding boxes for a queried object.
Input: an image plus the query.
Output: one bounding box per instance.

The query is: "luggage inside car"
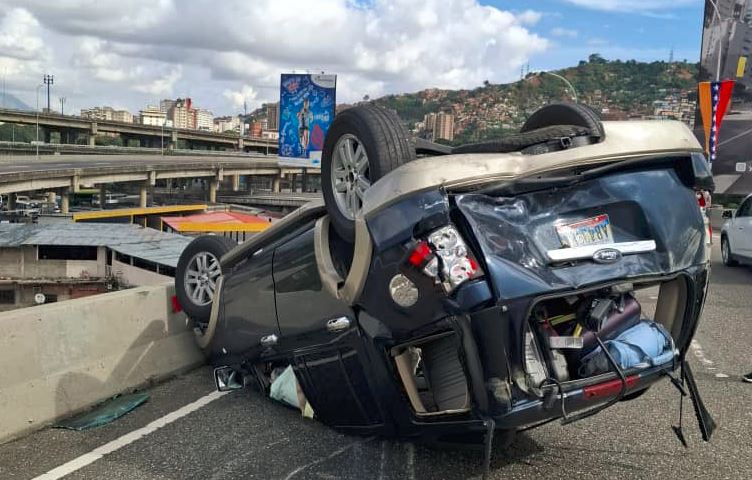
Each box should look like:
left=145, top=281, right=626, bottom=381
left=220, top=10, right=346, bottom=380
left=525, top=285, right=677, bottom=388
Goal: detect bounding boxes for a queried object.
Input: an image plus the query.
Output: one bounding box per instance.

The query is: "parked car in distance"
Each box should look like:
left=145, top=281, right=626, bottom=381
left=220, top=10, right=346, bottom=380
left=721, top=193, right=752, bottom=266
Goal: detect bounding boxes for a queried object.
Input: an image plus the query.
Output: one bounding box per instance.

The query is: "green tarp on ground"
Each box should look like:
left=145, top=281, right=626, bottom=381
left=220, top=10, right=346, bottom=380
left=55, top=393, right=149, bottom=431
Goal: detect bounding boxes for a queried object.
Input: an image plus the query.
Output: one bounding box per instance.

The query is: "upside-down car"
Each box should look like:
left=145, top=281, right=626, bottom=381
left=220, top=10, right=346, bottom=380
left=175, top=103, right=715, bottom=460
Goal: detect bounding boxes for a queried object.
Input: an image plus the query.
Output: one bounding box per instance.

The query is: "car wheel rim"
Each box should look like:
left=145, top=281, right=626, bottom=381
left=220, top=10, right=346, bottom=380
left=184, top=251, right=221, bottom=306
left=331, top=134, right=371, bottom=220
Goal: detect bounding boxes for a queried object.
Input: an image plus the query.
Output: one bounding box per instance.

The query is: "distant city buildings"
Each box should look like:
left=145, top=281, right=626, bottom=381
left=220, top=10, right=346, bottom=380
left=265, top=102, right=279, bottom=131
left=139, top=106, right=167, bottom=126
left=80, top=106, right=133, bottom=123
left=420, top=112, right=455, bottom=141
left=195, top=109, right=214, bottom=131
left=214, top=116, right=241, bottom=133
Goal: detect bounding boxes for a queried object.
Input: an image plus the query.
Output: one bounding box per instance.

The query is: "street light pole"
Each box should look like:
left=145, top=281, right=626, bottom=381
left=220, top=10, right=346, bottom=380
left=708, top=0, right=723, bottom=81
left=42, top=74, right=53, bottom=112
left=35, top=84, right=43, bottom=160
left=541, top=71, right=578, bottom=103
left=59, top=96, right=66, bottom=116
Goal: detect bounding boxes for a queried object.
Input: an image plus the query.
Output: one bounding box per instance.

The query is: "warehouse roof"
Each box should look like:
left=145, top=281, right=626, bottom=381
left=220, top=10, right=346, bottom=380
left=0, top=223, right=191, bottom=268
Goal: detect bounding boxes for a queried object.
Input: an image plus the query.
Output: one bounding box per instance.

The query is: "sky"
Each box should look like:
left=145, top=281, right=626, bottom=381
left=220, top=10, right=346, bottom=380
left=0, top=0, right=704, bottom=117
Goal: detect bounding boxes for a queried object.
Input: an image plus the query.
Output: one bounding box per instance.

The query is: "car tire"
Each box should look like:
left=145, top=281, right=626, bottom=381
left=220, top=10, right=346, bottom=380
left=321, top=104, right=416, bottom=242
left=520, top=102, right=605, bottom=140
left=176, top=235, right=236, bottom=323
left=721, top=235, right=738, bottom=266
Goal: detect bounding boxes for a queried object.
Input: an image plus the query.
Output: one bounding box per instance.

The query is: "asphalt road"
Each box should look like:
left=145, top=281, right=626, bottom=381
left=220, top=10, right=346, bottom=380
left=702, top=113, right=752, bottom=195
left=1, top=239, right=751, bottom=480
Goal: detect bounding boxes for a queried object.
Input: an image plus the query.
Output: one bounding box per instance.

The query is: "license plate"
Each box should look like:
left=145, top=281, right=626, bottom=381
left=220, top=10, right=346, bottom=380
left=556, top=214, right=614, bottom=248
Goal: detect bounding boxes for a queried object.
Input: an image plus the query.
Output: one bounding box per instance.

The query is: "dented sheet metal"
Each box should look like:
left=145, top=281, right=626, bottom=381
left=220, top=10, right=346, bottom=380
left=456, top=168, right=706, bottom=300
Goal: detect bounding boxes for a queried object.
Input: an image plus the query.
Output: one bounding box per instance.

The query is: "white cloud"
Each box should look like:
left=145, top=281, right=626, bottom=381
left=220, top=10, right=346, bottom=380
left=562, top=0, right=696, bottom=13
left=223, top=85, right=259, bottom=110
left=551, top=27, right=578, bottom=38
left=0, top=0, right=549, bottom=114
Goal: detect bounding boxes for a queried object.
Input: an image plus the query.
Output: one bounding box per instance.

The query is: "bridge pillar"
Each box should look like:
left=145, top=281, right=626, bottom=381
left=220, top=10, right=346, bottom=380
left=88, top=134, right=96, bottom=146
left=238, top=137, right=244, bottom=151
left=98, top=184, right=106, bottom=209
left=46, top=191, right=56, bottom=206
left=231, top=175, right=240, bottom=192
left=272, top=176, right=281, bottom=193
left=7, top=194, right=16, bottom=211
left=302, top=168, right=309, bottom=193
left=60, top=190, right=69, bottom=215
left=209, top=179, right=218, bottom=203
left=89, top=122, right=98, bottom=146
left=139, top=183, right=148, bottom=208
left=170, top=130, right=178, bottom=151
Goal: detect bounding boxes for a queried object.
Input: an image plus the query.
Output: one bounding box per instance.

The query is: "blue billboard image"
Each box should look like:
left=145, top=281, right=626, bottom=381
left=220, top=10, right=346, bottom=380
left=278, top=73, right=337, bottom=166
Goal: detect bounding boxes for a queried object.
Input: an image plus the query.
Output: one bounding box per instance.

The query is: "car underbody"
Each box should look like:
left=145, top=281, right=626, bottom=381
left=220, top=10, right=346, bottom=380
left=176, top=103, right=716, bottom=470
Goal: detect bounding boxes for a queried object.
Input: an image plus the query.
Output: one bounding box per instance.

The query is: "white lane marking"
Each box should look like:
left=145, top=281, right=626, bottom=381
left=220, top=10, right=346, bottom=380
left=406, top=442, right=416, bottom=480
left=719, top=126, right=752, bottom=147
left=32, top=390, right=228, bottom=480
left=690, top=340, right=727, bottom=378
left=284, top=437, right=374, bottom=480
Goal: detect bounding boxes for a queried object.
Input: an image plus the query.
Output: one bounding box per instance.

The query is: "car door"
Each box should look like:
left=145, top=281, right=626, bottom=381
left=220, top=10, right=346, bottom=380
left=733, top=198, right=752, bottom=257
left=212, top=246, right=280, bottom=361
left=272, top=223, right=384, bottom=430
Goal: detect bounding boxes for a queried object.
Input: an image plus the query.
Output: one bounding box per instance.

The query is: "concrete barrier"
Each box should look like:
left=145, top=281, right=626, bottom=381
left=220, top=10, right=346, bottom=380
left=0, top=284, right=204, bottom=444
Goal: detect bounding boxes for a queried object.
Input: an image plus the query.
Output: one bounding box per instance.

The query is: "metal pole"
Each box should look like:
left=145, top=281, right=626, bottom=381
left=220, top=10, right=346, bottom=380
left=708, top=0, right=723, bottom=82
left=59, top=97, right=66, bottom=115
left=42, top=74, right=53, bottom=112
left=35, top=84, right=42, bottom=160
left=542, top=71, right=578, bottom=103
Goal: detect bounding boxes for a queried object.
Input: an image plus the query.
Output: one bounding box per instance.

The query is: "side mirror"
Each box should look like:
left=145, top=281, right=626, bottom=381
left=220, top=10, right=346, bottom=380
left=722, top=210, right=733, bottom=219
left=214, top=366, right=245, bottom=391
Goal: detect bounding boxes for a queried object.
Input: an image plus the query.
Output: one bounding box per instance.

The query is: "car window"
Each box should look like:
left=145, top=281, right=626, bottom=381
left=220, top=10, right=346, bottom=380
left=738, top=199, right=751, bottom=218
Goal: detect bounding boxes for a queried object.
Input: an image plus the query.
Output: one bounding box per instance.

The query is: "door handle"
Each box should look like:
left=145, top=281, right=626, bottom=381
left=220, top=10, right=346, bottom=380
left=326, top=316, right=351, bottom=333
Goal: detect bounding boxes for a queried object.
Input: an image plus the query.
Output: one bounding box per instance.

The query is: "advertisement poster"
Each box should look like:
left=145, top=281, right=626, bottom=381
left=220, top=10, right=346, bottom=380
left=699, top=0, right=752, bottom=196
left=278, top=73, right=337, bottom=167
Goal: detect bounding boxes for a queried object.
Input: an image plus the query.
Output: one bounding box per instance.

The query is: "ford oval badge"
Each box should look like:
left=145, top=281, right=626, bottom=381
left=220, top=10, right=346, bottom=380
left=593, top=248, right=621, bottom=264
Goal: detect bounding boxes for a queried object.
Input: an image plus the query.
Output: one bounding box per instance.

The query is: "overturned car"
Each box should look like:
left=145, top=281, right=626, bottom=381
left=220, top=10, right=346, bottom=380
left=176, top=103, right=715, bottom=455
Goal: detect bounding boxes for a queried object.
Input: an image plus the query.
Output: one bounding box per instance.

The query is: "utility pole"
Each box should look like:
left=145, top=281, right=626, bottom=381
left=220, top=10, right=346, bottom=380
left=43, top=74, right=53, bottom=112
left=59, top=96, right=66, bottom=116
left=35, top=84, right=43, bottom=160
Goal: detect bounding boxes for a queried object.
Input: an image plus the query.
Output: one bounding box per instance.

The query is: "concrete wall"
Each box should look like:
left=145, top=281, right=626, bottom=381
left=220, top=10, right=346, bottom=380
left=0, top=246, right=106, bottom=279
left=111, top=258, right=172, bottom=286
left=0, top=284, right=204, bottom=443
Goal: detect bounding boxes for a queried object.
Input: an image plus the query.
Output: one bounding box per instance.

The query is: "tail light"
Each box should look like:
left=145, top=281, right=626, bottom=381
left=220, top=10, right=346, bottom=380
left=390, top=224, right=483, bottom=306
left=697, top=190, right=712, bottom=245
left=414, top=225, right=482, bottom=292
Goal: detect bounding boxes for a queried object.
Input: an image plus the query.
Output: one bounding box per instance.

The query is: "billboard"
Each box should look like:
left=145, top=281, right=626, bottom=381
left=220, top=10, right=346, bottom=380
left=278, top=73, right=337, bottom=167
left=699, top=0, right=752, bottom=196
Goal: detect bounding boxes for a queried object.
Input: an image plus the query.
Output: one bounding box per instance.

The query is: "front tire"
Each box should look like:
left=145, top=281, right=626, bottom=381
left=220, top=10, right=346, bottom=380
left=176, top=235, right=236, bottom=323
left=321, top=104, right=415, bottom=242
left=721, top=235, right=738, bottom=266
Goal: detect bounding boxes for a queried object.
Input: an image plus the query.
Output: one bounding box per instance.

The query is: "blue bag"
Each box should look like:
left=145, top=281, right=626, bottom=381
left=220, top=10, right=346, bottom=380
left=579, top=321, right=676, bottom=377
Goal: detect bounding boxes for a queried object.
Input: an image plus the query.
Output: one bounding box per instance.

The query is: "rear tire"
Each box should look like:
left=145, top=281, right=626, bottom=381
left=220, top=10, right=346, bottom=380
left=721, top=235, right=738, bottom=266
left=176, top=235, right=236, bottom=323
left=321, top=104, right=415, bottom=242
left=521, top=102, right=605, bottom=140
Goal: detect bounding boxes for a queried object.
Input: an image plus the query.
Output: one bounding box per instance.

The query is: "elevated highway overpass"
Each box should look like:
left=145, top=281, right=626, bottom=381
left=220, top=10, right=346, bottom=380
left=0, top=108, right=277, bottom=153
left=0, top=154, right=319, bottom=213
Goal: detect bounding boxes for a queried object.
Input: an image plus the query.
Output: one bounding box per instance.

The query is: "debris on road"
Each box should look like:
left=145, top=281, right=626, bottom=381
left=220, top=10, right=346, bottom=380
left=55, top=393, right=149, bottom=431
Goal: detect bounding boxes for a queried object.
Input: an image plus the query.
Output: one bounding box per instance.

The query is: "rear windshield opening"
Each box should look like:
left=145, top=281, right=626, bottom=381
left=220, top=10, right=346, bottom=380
left=521, top=277, right=688, bottom=392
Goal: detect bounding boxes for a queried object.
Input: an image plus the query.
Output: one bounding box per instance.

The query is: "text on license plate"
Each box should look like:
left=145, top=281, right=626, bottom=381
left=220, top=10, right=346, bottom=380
left=556, top=214, right=613, bottom=248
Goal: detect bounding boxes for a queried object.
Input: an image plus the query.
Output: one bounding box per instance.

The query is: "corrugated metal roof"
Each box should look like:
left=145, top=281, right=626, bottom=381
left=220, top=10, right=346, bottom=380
left=0, top=223, right=192, bottom=268
left=161, top=211, right=269, bottom=231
